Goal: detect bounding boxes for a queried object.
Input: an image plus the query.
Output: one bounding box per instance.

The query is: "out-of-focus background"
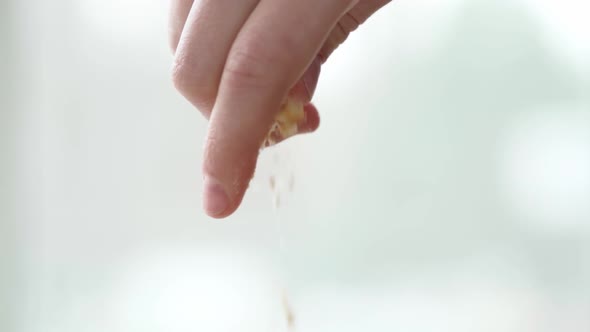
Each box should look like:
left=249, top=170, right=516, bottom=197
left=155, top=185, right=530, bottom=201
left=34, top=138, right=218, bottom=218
left=2, top=0, right=590, bottom=331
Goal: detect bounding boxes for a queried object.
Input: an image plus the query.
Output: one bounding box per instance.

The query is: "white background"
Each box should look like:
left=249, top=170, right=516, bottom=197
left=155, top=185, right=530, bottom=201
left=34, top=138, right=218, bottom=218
left=2, top=0, right=590, bottom=331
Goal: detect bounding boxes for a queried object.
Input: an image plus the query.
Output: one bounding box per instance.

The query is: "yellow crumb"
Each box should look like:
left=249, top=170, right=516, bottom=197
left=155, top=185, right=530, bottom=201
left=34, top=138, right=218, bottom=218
left=263, top=98, right=305, bottom=148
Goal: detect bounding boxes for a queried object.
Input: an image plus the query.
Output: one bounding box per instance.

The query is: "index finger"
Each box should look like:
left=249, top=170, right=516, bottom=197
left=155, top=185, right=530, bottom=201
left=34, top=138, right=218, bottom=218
left=202, top=0, right=359, bottom=218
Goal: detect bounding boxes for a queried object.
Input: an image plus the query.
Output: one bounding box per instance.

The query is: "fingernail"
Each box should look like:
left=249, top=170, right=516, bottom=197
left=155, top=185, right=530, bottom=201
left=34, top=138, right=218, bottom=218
left=203, top=176, right=230, bottom=218
left=302, top=57, right=321, bottom=99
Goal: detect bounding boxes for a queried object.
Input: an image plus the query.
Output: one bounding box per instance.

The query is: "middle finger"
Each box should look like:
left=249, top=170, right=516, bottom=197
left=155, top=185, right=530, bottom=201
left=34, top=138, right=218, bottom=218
left=172, top=0, right=260, bottom=115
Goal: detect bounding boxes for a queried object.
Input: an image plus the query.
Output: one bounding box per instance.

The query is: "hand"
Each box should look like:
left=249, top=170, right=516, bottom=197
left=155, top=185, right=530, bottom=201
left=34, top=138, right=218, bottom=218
left=169, top=0, right=391, bottom=218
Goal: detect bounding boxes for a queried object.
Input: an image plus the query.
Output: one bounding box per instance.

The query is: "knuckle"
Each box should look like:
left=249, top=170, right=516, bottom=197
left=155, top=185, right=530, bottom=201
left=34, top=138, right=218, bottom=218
left=319, top=38, right=338, bottom=62
left=223, top=49, right=268, bottom=89
left=171, top=56, right=194, bottom=94
left=342, top=12, right=361, bottom=32
left=318, top=16, right=355, bottom=62
left=223, top=41, right=290, bottom=90
left=171, top=55, right=215, bottom=108
left=334, top=22, right=351, bottom=45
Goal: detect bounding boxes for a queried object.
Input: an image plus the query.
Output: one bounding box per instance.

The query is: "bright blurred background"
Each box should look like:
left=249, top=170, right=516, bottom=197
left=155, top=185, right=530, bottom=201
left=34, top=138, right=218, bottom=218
left=2, top=0, right=590, bottom=331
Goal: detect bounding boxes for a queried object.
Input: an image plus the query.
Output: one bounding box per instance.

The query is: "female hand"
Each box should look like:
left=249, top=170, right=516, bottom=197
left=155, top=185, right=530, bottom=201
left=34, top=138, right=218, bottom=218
left=169, top=0, right=391, bottom=218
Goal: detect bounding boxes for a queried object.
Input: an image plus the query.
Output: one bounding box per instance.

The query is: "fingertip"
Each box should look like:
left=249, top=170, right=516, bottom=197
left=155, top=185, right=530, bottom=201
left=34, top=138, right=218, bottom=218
left=203, top=175, right=232, bottom=219
left=299, top=103, right=321, bottom=133
left=201, top=131, right=258, bottom=219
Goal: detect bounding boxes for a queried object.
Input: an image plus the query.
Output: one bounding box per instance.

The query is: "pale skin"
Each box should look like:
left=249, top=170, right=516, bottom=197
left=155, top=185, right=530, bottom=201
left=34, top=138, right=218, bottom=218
left=169, top=0, right=391, bottom=218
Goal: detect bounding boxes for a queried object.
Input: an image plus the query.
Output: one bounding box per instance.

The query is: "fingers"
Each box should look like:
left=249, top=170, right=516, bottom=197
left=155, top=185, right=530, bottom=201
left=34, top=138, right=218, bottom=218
left=168, top=0, right=392, bottom=218
left=171, top=0, right=259, bottom=113
left=202, top=0, right=358, bottom=218
left=170, top=0, right=390, bottom=112
left=169, top=0, right=322, bottom=150
left=170, top=0, right=320, bottom=115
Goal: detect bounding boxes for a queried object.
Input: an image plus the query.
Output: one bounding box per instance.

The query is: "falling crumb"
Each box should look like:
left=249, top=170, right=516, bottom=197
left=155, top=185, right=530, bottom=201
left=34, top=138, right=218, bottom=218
left=288, top=173, right=295, bottom=192
left=282, top=292, right=295, bottom=330
left=269, top=175, right=276, bottom=191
